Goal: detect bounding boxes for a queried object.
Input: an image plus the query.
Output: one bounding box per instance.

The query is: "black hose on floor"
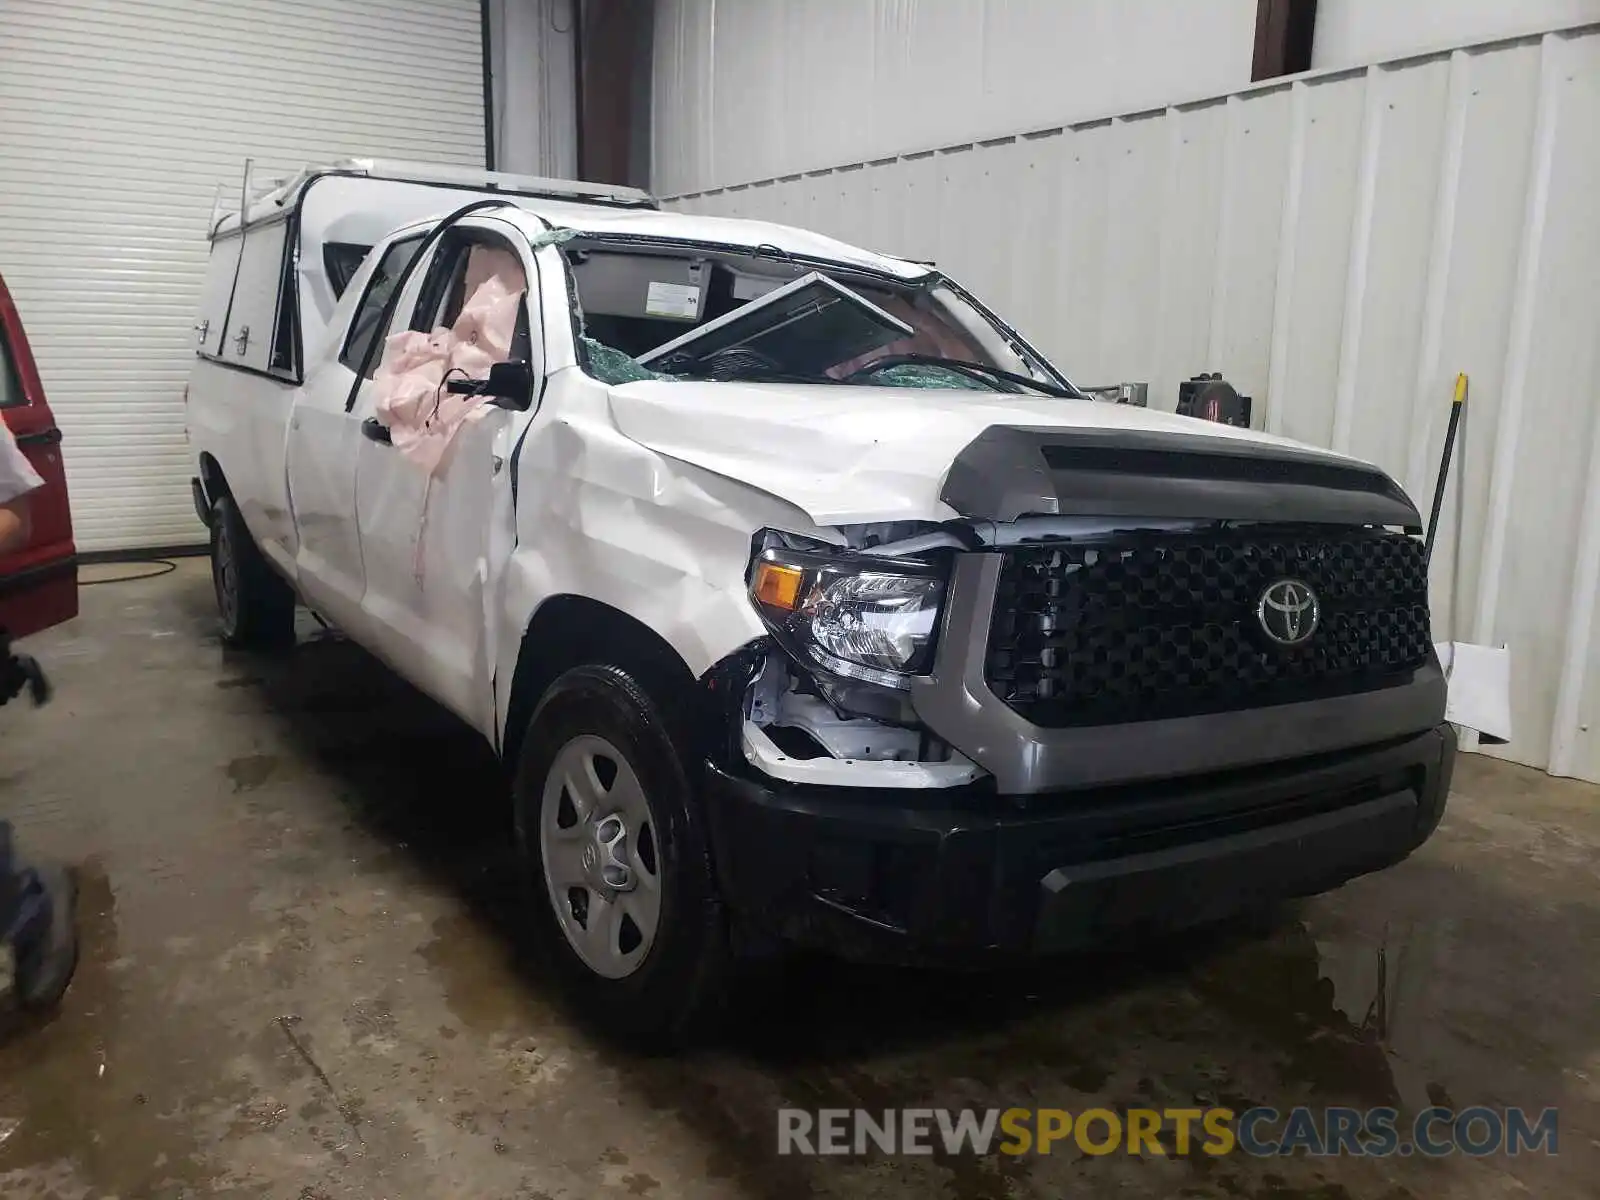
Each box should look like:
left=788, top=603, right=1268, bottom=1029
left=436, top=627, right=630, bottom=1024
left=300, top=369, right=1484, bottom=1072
left=78, top=560, right=180, bottom=586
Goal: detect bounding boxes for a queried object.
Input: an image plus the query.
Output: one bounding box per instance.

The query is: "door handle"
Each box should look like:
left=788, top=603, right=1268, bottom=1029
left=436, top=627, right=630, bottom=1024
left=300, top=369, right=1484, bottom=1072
left=361, top=418, right=392, bottom=445
left=233, top=325, right=250, bottom=355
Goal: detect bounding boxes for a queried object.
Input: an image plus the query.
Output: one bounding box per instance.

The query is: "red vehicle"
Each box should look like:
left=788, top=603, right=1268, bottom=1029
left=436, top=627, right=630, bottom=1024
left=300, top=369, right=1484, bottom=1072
left=0, top=272, right=77, bottom=639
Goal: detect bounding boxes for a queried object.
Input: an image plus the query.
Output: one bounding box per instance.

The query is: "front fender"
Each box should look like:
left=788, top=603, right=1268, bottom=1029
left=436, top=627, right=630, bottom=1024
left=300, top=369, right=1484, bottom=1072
left=493, top=387, right=834, bottom=747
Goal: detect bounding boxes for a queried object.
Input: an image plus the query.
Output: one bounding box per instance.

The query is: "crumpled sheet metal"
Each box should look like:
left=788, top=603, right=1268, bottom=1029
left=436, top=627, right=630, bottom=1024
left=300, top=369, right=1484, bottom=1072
left=491, top=372, right=825, bottom=743
left=601, top=374, right=1353, bottom=527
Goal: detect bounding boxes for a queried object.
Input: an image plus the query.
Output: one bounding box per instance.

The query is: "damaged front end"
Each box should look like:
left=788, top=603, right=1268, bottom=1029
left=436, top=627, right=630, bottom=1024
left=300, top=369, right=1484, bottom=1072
left=692, top=524, right=1005, bottom=961
left=703, top=527, right=987, bottom=792
left=687, top=421, right=1456, bottom=964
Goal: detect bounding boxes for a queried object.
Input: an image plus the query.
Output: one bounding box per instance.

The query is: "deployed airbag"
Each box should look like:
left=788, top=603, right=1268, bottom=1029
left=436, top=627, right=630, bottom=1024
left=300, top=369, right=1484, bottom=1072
left=373, top=246, right=526, bottom=474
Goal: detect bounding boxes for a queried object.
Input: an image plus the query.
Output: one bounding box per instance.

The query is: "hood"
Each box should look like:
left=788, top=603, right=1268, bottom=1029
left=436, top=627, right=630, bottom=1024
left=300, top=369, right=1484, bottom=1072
left=604, top=380, right=1414, bottom=528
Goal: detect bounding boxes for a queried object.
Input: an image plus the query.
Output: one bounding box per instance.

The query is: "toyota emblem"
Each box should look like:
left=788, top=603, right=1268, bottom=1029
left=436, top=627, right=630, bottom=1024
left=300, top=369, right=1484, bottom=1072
left=1257, top=578, right=1320, bottom=646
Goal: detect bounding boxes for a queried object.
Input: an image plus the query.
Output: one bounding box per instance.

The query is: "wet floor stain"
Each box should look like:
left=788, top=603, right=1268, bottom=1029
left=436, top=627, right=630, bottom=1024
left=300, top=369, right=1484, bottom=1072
left=1189, top=924, right=1406, bottom=1107
left=0, top=863, right=227, bottom=1198
left=0, top=562, right=1595, bottom=1199
left=225, top=753, right=280, bottom=793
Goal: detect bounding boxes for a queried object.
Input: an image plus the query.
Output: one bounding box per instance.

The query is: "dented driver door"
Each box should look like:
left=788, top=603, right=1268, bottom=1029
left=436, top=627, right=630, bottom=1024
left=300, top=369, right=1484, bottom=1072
left=349, top=222, right=539, bottom=738
left=355, top=413, right=518, bottom=736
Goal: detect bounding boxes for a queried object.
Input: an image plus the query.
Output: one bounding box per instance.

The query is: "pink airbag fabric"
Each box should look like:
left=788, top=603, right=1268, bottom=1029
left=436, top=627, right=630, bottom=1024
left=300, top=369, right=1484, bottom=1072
left=372, top=246, right=527, bottom=474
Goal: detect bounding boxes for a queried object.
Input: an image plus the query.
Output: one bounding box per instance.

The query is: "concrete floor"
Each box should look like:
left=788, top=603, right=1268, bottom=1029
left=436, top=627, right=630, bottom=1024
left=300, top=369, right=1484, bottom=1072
left=0, top=559, right=1595, bottom=1199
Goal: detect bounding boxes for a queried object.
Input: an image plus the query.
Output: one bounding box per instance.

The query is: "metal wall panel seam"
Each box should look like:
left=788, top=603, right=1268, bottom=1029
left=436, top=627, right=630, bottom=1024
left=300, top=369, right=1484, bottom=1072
left=1402, top=49, right=1472, bottom=501
left=1206, top=95, right=1243, bottom=365
left=1469, top=32, right=1563, bottom=651
left=1047, top=126, right=1080, bottom=368
left=657, top=21, right=1600, bottom=201
left=1548, top=395, right=1600, bottom=776
left=1096, top=117, right=1127, bottom=372
left=1265, top=81, right=1309, bottom=436
left=1153, top=108, right=1186, bottom=396
left=1330, top=65, right=1385, bottom=454
left=703, top=0, right=717, bottom=192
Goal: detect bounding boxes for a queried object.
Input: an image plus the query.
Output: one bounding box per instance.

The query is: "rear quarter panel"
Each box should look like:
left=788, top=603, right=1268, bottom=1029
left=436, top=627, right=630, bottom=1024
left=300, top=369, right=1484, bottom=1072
left=187, top=358, right=299, bottom=575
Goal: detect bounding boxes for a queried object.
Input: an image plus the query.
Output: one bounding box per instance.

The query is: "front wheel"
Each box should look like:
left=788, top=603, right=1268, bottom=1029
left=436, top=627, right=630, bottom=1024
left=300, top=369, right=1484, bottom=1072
left=513, top=664, right=727, bottom=1048
left=210, top=494, right=295, bottom=650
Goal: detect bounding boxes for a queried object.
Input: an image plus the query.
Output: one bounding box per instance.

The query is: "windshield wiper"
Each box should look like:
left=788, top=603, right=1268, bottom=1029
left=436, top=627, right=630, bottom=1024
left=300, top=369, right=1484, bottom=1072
left=846, top=354, right=1079, bottom=399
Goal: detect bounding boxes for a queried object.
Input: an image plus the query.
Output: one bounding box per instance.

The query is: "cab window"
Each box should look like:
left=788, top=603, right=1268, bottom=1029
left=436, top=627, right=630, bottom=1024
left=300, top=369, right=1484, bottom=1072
left=323, top=242, right=372, bottom=299
left=410, top=231, right=535, bottom=369
left=340, top=234, right=426, bottom=377
left=0, top=325, right=24, bottom=409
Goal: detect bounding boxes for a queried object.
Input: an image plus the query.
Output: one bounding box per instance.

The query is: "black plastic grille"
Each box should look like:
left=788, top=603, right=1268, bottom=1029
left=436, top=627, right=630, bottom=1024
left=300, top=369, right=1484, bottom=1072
left=986, top=527, right=1432, bottom=728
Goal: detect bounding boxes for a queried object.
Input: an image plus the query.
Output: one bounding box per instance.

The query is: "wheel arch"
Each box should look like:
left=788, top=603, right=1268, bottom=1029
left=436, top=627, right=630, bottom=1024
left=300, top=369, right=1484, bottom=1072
left=501, top=594, right=702, bottom=770
left=198, top=451, right=231, bottom=503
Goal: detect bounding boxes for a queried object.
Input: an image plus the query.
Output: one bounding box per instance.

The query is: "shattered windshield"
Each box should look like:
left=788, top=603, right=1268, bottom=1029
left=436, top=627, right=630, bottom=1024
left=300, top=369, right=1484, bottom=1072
left=564, top=239, right=1080, bottom=397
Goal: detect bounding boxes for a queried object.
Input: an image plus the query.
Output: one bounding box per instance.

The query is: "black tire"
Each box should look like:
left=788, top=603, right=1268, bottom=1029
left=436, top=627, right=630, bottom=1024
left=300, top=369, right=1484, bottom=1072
left=16, top=863, right=78, bottom=1011
left=513, top=664, right=728, bottom=1049
left=210, top=494, right=295, bottom=650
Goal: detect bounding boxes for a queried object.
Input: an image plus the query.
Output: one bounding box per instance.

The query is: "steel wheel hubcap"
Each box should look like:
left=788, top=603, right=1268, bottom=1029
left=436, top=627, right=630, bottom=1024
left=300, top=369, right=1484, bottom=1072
left=539, top=734, right=661, bottom=980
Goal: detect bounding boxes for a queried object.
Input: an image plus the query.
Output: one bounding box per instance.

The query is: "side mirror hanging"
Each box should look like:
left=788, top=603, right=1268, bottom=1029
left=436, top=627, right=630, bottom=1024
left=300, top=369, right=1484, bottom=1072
left=447, top=359, right=534, bottom=409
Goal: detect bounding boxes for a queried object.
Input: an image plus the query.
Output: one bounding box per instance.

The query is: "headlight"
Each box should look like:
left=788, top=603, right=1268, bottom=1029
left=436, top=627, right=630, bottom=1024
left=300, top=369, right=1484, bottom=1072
left=748, top=547, right=946, bottom=689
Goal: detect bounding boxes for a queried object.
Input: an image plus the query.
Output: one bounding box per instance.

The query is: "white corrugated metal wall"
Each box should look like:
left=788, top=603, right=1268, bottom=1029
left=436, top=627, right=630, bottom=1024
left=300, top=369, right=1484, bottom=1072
left=661, top=24, right=1600, bottom=784
left=1312, top=0, right=1600, bottom=67
left=488, top=0, right=579, bottom=176
left=650, top=0, right=1259, bottom=197
left=0, top=0, right=486, bottom=551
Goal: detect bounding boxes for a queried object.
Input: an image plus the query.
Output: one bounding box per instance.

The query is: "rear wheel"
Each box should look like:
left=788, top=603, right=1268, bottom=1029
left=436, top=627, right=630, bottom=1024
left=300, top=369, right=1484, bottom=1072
left=210, top=494, right=294, bottom=650
left=513, top=664, right=727, bottom=1048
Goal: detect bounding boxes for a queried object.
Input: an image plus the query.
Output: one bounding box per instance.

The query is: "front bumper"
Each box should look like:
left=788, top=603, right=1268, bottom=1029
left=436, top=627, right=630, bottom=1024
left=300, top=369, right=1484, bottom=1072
left=703, top=723, right=1455, bottom=965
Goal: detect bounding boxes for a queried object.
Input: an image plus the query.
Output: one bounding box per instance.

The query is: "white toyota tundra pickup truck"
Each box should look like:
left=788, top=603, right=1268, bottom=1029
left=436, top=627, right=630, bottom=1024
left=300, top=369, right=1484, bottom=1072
left=186, top=159, right=1454, bottom=1044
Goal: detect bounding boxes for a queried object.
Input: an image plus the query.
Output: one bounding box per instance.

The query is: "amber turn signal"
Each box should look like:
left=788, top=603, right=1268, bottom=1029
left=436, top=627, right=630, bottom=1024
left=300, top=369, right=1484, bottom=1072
left=752, top=561, right=804, bottom=610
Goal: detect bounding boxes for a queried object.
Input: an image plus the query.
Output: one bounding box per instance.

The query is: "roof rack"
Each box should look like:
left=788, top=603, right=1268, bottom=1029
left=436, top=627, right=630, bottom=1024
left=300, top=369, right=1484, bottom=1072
left=210, top=156, right=659, bottom=233
left=330, top=159, right=658, bottom=209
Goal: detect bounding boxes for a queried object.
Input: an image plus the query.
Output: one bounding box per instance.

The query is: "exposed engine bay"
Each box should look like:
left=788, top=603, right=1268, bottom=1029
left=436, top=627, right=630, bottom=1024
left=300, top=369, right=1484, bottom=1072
left=740, top=651, right=984, bottom=788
